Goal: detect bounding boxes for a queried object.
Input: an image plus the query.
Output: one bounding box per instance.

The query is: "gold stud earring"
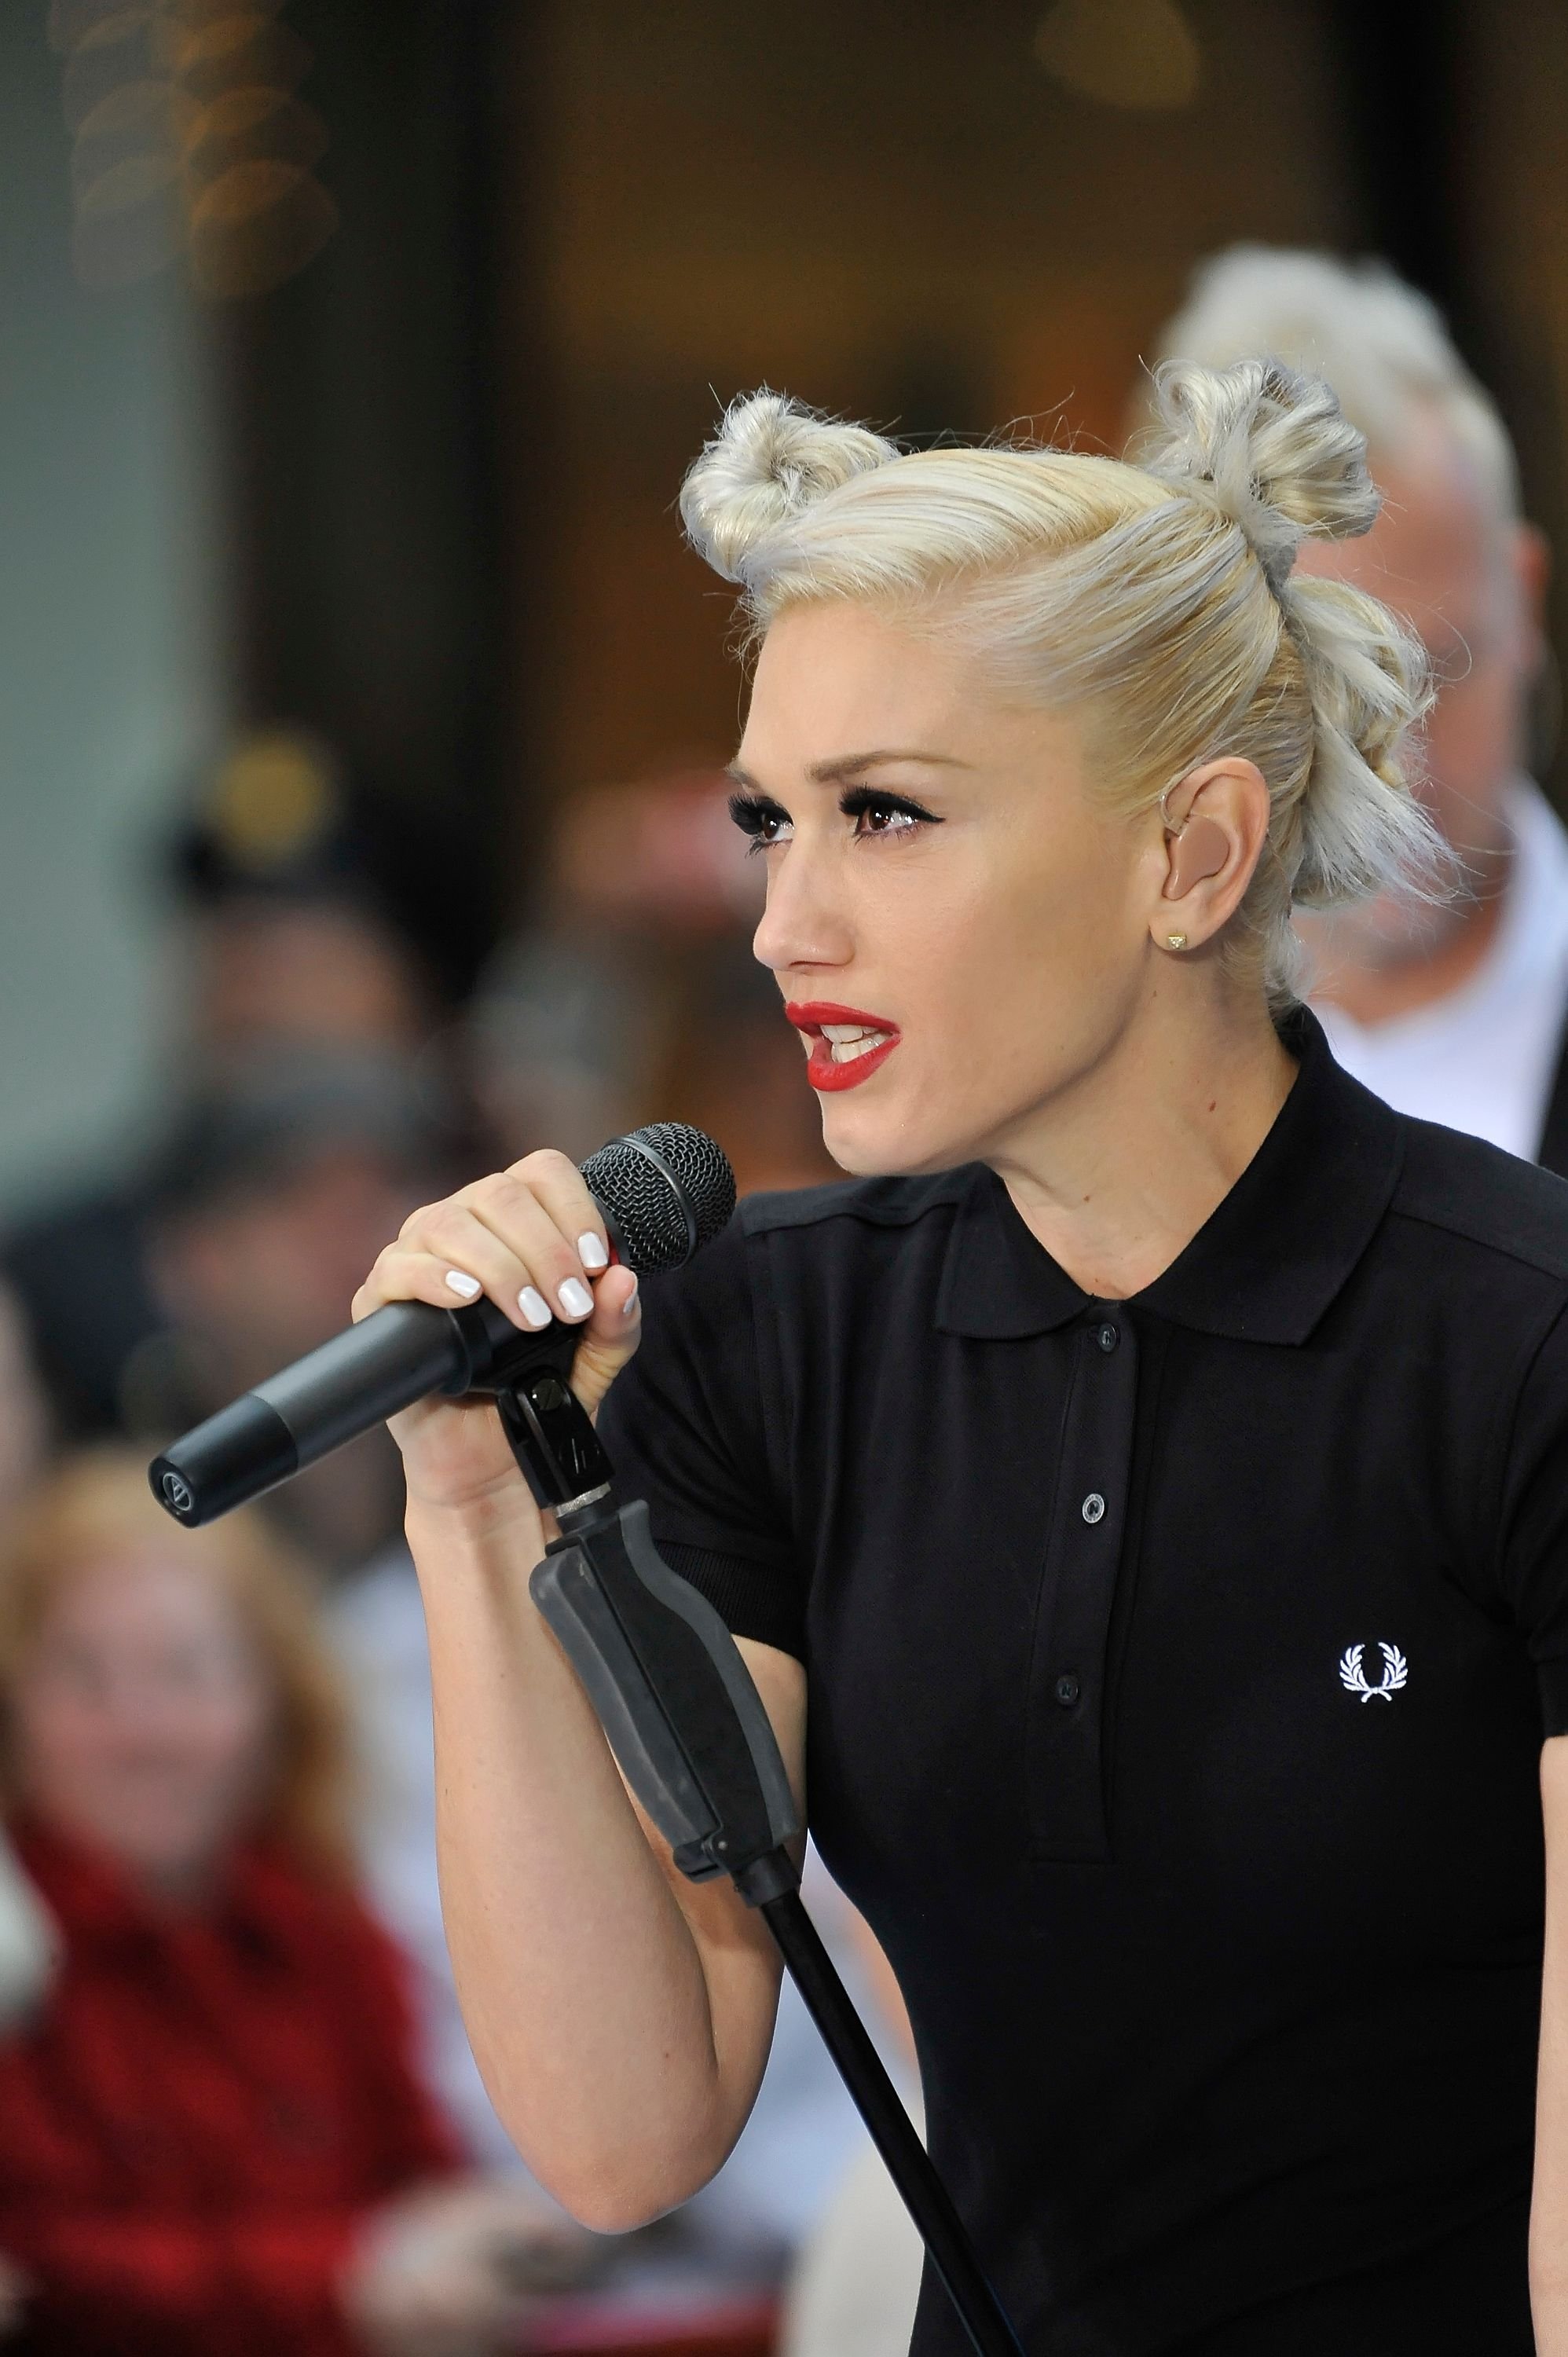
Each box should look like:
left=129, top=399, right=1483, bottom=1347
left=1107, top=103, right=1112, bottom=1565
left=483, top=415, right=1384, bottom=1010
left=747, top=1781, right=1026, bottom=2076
left=1166, top=931, right=1189, bottom=951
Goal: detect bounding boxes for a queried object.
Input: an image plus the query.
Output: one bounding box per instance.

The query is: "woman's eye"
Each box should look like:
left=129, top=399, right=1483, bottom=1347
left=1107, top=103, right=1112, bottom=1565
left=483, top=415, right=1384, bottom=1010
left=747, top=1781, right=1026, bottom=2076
left=843, top=789, right=936, bottom=839
left=727, top=791, right=793, bottom=852
left=855, top=799, right=918, bottom=836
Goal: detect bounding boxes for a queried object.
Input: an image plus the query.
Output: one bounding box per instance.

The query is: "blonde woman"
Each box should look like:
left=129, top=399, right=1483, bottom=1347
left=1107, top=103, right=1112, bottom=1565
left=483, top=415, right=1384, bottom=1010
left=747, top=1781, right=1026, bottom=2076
left=356, top=361, right=1568, bottom=2352
left=0, top=1451, right=583, bottom=2356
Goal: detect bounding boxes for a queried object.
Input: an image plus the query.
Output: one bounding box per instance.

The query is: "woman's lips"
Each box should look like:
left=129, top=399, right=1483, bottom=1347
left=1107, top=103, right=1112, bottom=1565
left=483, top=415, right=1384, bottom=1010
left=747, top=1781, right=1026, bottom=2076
left=785, top=1001, right=902, bottom=1094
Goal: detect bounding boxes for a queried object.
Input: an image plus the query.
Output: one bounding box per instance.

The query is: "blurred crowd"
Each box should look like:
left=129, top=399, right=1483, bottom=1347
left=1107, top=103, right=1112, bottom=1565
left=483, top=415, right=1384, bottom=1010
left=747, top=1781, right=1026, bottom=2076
left=0, top=693, right=881, bottom=2338
left=0, top=706, right=874, bottom=2355
left=0, top=242, right=1562, bottom=2356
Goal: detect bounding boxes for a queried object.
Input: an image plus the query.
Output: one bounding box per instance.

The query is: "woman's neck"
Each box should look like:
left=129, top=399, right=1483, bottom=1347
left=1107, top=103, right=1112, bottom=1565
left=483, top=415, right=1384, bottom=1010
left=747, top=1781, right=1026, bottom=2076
left=988, top=984, right=1298, bottom=1299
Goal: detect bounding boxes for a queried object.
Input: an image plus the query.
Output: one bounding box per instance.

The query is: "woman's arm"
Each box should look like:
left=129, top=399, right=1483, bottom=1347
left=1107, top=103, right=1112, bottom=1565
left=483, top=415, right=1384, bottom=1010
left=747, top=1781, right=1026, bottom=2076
left=414, top=1490, right=805, bottom=2229
left=1533, top=1736, right=1568, bottom=2344
left=355, top=1151, right=807, bottom=2232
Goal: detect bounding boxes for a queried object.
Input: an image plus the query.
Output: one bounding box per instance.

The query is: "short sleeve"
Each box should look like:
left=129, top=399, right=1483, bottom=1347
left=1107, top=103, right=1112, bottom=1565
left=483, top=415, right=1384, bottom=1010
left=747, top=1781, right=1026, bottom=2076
left=1496, top=1301, right=1568, bottom=1736
left=595, top=1215, right=804, bottom=1659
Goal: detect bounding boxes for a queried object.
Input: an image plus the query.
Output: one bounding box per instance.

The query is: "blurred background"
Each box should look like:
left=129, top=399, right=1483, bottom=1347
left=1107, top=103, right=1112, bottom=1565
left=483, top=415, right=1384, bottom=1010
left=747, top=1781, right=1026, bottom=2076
left=2, top=2, right=1568, bottom=2352
left=11, top=0, right=1568, bottom=1227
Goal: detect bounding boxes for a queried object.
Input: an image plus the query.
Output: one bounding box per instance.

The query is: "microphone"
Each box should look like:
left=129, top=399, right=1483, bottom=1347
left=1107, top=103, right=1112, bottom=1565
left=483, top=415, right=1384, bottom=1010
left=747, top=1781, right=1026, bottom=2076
left=148, top=1122, right=735, bottom=1529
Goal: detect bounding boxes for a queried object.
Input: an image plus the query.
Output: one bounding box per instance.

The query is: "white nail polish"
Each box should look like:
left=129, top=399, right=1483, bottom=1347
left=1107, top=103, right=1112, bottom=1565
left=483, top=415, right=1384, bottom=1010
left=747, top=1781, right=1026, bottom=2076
left=578, top=1231, right=609, bottom=1272
left=518, top=1286, right=551, bottom=1329
left=558, top=1277, right=593, bottom=1319
left=445, top=1269, right=482, bottom=1299
left=622, top=1275, right=639, bottom=1318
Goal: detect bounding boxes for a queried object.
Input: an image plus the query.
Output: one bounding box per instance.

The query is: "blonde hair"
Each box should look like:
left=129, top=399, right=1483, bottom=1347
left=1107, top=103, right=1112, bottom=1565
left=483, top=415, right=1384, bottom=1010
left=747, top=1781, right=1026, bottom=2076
left=1151, top=244, right=1520, bottom=523
left=681, top=361, right=1438, bottom=1008
left=0, top=1450, right=352, bottom=1876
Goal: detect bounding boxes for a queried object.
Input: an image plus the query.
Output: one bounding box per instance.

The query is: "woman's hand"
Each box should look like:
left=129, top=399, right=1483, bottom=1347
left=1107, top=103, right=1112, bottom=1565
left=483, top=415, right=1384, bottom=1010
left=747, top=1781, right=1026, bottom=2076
left=340, top=2175, right=599, bottom=2357
left=351, top=1150, right=643, bottom=1519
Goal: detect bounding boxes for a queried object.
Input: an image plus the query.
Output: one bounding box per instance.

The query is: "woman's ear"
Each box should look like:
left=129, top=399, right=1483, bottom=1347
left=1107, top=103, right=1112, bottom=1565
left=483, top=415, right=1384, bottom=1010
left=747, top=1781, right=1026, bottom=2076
left=1164, top=813, right=1228, bottom=898
left=1151, top=760, right=1271, bottom=951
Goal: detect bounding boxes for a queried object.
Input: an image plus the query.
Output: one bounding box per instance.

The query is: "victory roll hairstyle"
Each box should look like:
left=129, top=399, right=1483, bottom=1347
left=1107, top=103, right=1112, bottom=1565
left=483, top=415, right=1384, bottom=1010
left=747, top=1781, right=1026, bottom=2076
left=1152, top=245, right=1521, bottom=524
left=680, top=361, right=1438, bottom=1006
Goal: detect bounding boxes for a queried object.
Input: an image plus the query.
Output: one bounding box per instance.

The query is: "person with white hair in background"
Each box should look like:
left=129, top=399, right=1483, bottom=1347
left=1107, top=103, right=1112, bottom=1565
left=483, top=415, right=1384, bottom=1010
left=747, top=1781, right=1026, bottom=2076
left=1152, top=245, right=1566, bottom=1164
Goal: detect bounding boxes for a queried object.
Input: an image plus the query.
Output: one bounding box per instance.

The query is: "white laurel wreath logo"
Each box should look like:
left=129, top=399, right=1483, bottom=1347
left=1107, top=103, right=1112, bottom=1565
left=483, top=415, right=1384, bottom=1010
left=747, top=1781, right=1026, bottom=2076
left=1339, top=1641, right=1408, bottom=1703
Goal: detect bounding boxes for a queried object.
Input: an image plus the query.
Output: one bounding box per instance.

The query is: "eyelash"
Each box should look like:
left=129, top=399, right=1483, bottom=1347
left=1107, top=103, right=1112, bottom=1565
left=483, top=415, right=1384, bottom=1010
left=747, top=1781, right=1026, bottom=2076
left=727, top=786, right=940, bottom=853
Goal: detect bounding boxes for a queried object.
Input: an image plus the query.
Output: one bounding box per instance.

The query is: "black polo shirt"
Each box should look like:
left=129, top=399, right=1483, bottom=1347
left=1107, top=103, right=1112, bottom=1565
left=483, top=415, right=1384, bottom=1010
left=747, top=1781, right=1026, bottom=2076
left=596, top=1011, right=1568, bottom=2355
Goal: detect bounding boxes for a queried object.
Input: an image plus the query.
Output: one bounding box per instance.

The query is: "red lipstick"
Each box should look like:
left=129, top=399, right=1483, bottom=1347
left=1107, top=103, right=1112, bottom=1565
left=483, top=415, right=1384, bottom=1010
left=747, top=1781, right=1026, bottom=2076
left=785, top=1001, right=902, bottom=1094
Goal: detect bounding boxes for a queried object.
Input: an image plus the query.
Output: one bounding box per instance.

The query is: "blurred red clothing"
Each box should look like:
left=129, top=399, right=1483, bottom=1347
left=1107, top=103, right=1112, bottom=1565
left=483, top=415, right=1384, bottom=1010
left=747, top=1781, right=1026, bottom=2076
left=0, top=1817, right=460, bottom=2356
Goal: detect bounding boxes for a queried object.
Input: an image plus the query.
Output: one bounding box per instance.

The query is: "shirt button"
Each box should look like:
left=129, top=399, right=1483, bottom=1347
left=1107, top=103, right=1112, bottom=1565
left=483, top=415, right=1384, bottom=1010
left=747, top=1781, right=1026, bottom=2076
left=1095, top=1321, right=1119, bottom=1352
left=1081, top=1491, right=1106, bottom=1524
left=1053, top=1672, right=1081, bottom=1707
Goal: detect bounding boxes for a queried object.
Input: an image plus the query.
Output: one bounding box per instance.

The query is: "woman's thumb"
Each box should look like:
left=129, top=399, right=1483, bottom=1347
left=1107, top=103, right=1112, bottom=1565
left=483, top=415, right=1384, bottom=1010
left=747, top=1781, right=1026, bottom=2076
left=570, top=1266, right=642, bottom=1417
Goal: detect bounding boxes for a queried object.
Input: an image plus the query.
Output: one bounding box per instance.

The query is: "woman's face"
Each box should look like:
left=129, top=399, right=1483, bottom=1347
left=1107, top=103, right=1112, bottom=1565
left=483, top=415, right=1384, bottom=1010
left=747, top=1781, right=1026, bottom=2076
left=11, top=1549, right=277, bottom=1897
left=734, top=600, right=1163, bottom=1176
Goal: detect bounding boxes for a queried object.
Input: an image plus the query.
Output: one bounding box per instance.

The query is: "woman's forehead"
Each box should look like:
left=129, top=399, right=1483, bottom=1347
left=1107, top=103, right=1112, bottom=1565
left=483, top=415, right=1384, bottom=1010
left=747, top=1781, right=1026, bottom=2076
left=738, top=603, right=1046, bottom=779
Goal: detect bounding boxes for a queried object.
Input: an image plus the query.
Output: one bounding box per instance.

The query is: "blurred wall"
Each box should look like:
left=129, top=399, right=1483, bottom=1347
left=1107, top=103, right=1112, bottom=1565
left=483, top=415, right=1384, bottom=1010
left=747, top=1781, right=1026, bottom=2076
left=218, top=0, right=515, bottom=995
left=0, top=5, right=218, bottom=1216
left=501, top=0, right=1568, bottom=822
left=203, top=0, right=1568, bottom=940
left=1455, top=1, right=1568, bottom=728
left=510, top=0, right=1361, bottom=805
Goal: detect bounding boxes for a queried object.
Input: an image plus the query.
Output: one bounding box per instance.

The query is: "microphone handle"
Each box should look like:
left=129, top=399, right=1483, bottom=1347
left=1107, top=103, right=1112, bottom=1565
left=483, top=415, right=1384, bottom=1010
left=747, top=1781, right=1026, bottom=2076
left=149, top=1296, right=559, bottom=1527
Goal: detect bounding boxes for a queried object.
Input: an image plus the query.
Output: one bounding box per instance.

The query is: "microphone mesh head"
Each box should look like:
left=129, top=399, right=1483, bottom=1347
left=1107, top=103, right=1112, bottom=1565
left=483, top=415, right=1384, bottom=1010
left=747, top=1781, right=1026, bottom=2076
left=581, top=1122, right=736, bottom=1274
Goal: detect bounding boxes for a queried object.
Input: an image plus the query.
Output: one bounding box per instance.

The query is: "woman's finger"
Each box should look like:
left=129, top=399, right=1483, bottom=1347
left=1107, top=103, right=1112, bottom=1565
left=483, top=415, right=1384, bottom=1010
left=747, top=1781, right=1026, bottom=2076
left=414, top=1203, right=551, bottom=1329
left=353, top=1245, right=496, bottom=1325
left=504, top=1148, right=610, bottom=1277
left=455, top=1173, right=603, bottom=1325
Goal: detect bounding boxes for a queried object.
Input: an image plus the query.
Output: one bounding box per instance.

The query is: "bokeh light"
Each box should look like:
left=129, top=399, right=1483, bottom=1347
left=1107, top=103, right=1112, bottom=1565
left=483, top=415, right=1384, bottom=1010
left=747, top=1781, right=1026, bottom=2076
left=1034, top=0, right=1202, bottom=112
left=49, top=0, right=336, bottom=296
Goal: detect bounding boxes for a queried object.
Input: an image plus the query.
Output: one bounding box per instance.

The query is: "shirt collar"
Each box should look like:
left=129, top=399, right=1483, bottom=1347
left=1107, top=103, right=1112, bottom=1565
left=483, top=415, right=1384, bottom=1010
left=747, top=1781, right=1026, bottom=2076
left=1314, top=778, right=1568, bottom=1059
left=934, top=1007, right=1404, bottom=1346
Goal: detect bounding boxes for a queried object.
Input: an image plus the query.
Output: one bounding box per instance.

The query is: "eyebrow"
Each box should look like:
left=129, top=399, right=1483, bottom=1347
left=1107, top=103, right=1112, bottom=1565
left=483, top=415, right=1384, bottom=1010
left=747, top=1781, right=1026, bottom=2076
left=726, top=750, right=970, bottom=793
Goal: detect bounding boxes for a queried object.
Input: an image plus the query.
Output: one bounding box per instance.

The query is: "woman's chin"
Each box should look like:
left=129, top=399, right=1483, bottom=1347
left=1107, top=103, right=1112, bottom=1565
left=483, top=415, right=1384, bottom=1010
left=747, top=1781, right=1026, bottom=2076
left=819, top=1090, right=970, bottom=1179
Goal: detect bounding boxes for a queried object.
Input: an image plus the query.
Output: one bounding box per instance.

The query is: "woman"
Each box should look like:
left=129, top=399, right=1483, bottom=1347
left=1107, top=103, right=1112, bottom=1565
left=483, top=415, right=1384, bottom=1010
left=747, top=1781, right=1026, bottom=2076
left=0, top=1450, right=583, bottom=2355
left=355, top=361, right=1568, bottom=2352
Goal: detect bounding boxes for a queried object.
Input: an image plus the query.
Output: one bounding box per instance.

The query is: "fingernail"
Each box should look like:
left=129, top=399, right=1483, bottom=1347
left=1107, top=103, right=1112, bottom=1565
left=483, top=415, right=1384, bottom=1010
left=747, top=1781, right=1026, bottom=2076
left=578, top=1231, right=609, bottom=1272
left=558, top=1277, right=593, bottom=1319
left=518, top=1286, right=551, bottom=1329
left=445, top=1269, right=482, bottom=1300
left=621, top=1275, right=639, bottom=1318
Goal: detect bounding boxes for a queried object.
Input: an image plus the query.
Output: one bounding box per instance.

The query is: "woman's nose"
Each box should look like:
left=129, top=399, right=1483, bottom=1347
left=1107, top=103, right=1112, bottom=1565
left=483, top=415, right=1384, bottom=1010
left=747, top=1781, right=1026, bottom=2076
left=752, top=845, right=855, bottom=978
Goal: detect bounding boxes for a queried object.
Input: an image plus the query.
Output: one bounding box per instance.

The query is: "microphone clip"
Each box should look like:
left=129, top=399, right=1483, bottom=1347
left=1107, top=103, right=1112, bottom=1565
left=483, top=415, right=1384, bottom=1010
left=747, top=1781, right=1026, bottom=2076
left=494, top=1362, right=614, bottom=1519
left=445, top=1299, right=613, bottom=1518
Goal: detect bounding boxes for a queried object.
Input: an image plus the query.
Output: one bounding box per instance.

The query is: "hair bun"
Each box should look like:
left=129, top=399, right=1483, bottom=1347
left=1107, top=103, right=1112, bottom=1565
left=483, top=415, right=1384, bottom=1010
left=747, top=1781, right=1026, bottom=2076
left=680, top=390, right=898, bottom=585
left=1143, top=356, right=1379, bottom=592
